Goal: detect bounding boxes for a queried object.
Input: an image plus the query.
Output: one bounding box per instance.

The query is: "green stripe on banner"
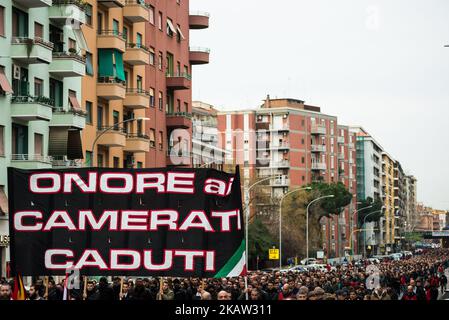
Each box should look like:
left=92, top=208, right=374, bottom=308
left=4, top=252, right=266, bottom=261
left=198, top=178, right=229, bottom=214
left=214, top=240, right=245, bottom=278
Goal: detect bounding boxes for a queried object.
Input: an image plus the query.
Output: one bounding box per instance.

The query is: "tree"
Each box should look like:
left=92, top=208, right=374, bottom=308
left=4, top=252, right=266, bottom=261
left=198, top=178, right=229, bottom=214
left=357, top=197, right=383, bottom=224
left=248, top=218, right=275, bottom=269
left=308, top=182, right=353, bottom=218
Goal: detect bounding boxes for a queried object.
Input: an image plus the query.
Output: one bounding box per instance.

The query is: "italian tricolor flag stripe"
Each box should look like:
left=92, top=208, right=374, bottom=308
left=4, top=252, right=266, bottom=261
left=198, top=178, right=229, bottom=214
left=214, top=240, right=246, bottom=278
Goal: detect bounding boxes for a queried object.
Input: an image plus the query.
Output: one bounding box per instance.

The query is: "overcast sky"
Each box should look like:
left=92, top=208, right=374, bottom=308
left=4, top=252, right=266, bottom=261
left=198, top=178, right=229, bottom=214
left=189, top=0, right=449, bottom=210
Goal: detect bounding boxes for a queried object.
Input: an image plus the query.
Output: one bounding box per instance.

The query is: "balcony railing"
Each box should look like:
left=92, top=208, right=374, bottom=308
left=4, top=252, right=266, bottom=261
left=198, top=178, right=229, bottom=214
left=97, top=30, right=126, bottom=39
left=126, top=88, right=149, bottom=95
left=53, top=106, right=87, bottom=116
left=98, top=76, right=126, bottom=86
left=52, top=0, right=87, bottom=10
left=11, top=154, right=53, bottom=163
left=189, top=11, right=210, bottom=17
left=189, top=46, right=210, bottom=53
left=126, top=133, right=149, bottom=140
left=311, top=144, right=326, bottom=152
left=12, top=95, right=54, bottom=107
left=11, top=37, right=54, bottom=50
left=166, top=72, right=192, bottom=80
left=52, top=51, right=86, bottom=63
left=166, top=112, right=193, bottom=118
left=51, top=155, right=83, bottom=168
left=126, top=42, right=150, bottom=52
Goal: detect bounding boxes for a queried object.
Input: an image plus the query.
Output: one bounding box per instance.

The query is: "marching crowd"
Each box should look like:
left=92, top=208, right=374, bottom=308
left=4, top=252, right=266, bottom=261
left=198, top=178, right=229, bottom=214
left=0, top=249, right=448, bottom=301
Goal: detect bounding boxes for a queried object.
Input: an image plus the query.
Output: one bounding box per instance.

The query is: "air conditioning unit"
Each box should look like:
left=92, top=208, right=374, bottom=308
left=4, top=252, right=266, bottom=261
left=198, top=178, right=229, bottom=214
left=13, top=65, right=21, bottom=80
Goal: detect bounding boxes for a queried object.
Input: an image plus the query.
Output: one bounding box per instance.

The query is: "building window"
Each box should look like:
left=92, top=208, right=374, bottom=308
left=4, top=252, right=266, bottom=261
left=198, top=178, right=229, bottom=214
left=12, top=8, right=28, bottom=38
left=122, top=26, right=128, bottom=42
left=149, top=129, right=156, bottom=148
left=301, top=138, right=304, bottom=145
left=113, top=110, right=120, bottom=129
left=85, top=52, right=94, bottom=76
left=137, top=75, right=142, bottom=90
left=159, top=131, right=163, bottom=150
left=112, top=19, right=119, bottom=36
left=302, top=176, right=305, bottom=181
left=113, top=157, right=120, bottom=168
left=166, top=18, right=175, bottom=37
left=68, top=90, right=80, bottom=110
left=34, top=133, right=43, bottom=156
left=86, top=101, right=92, bottom=124
left=177, top=99, right=181, bottom=112
left=97, top=106, right=103, bottom=130
left=68, top=38, right=76, bottom=50
left=85, top=4, right=93, bottom=26
left=158, top=51, right=163, bottom=70
left=149, top=5, right=155, bottom=25
left=302, top=157, right=305, bottom=164
left=0, top=6, right=4, bottom=37
left=136, top=32, right=142, bottom=46
left=86, top=151, right=93, bottom=166
left=34, top=78, right=43, bottom=96
left=0, top=125, right=4, bottom=156
left=158, top=12, right=163, bottom=31
left=184, top=102, right=188, bottom=113
left=149, top=88, right=155, bottom=107
left=34, top=22, right=43, bottom=38
left=149, top=47, right=155, bottom=65
left=158, top=91, right=163, bottom=110
left=97, top=154, right=104, bottom=168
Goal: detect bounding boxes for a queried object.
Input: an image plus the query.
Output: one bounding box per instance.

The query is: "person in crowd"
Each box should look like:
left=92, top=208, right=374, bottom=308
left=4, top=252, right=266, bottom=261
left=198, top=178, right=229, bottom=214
left=156, top=281, right=174, bottom=300
left=28, top=284, right=44, bottom=300
left=0, top=283, right=11, bottom=300
left=402, top=285, right=417, bottom=300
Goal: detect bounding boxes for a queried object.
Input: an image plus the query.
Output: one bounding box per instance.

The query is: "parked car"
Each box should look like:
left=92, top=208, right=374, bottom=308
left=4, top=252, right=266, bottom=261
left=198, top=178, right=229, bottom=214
left=300, top=258, right=318, bottom=265
left=303, top=264, right=328, bottom=272
left=285, top=265, right=307, bottom=273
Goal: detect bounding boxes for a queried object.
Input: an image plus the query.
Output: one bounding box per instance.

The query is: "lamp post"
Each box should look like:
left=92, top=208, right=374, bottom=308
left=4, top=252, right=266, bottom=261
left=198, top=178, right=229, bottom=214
left=86, top=117, right=150, bottom=166
left=278, top=186, right=312, bottom=269
left=306, top=195, right=335, bottom=261
left=351, top=205, right=373, bottom=253
left=363, top=207, right=385, bottom=257
left=243, top=174, right=282, bottom=299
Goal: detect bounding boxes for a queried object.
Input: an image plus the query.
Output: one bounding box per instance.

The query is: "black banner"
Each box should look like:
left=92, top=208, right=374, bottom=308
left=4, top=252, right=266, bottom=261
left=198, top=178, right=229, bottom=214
left=8, top=167, right=245, bottom=277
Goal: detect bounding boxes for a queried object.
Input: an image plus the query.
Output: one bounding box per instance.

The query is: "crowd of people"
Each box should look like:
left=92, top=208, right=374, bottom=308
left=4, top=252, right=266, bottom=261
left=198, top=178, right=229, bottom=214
left=0, top=249, right=448, bottom=301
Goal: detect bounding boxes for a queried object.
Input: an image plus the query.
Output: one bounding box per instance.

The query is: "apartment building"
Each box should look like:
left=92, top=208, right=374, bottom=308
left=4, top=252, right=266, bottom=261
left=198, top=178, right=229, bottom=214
left=393, top=161, right=407, bottom=250
left=0, top=0, right=89, bottom=276
left=81, top=0, right=210, bottom=169
left=404, top=175, right=418, bottom=232
left=335, top=125, right=358, bottom=255
left=350, top=127, right=384, bottom=255
left=381, top=152, right=395, bottom=252
left=217, top=97, right=357, bottom=258
left=192, top=101, right=226, bottom=169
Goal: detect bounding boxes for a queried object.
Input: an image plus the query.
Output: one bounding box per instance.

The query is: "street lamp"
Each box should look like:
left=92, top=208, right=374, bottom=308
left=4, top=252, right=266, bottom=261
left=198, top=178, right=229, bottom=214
left=306, top=194, right=335, bottom=261
left=86, top=117, right=150, bottom=166
left=350, top=205, right=373, bottom=251
left=278, top=186, right=312, bottom=269
left=243, top=174, right=282, bottom=299
left=363, top=206, right=386, bottom=257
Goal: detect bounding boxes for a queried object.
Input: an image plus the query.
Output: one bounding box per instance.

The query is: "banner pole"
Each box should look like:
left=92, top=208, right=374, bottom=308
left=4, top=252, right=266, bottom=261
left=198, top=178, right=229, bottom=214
left=44, top=276, right=49, bottom=300
left=83, top=276, right=87, bottom=300
left=119, top=277, right=124, bottom=300
left=244, top=187, right=249, bottom=301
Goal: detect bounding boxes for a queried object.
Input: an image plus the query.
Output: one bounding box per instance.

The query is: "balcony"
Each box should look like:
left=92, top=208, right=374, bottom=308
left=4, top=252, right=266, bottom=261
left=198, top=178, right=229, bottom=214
left=49, top=107, right=86, bottom=129
left=97, top=30, right=126, bottom=53
left=272, top=160, right=290, bottom=168
left=311, top=125, right=326, bottom=135
left=337, top=136, right=345, bottom=144
left=123, top=0, right=149, bottom=23
left=271, top=143, right=290, bottom=150
left=166, top=112, right=192, bottom=129
left=189, top=11, right=210, bottom=29
left=349, top=158, right=354, bottom=164
left=166, top=72, right=191, bottom=90
left=51, top=156, right=83, bottom=168
left=96, top=127, right=127, bottom=147
left=11, top=154, right=53, bottom=170
left=311, top=144, right=326, bottom=153
left=166, top=150, right=191, bottom=166
left=11, top=37, right=54, bottom=64
left=189, top=47, right=210, bottom=65
left=256, top=122, right=270, bottom=130
left=49, top=0, right=86, bottom=26
left=124, top=133, right=150, bottom=153
left=13, top=0, right=52, bottom=8
left=270, top=125, right=289, bottom=132
left=311, top=162, right=327, bottom=170
left=338, top=154, right=345, bottom=160
left=123, top=88, right=150, bottom=109
left=270, top=177, right=290, bottom=187
left=97, top=0, right=125, bottom=8
left=124, top=43, right=150, bottom=65
left=49, top=52, right=86, bottom=77
left=97, top=77, right=126, bottom=100
left=11, top=96, right=53, bottom=121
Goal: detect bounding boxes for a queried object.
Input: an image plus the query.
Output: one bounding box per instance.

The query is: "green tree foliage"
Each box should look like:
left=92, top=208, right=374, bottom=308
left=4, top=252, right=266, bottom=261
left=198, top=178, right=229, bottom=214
left=248, top=218, right=275, bottom=268
left=357, top=197, right=384, bottom=224
left=308, top=182, right=353, bottom=218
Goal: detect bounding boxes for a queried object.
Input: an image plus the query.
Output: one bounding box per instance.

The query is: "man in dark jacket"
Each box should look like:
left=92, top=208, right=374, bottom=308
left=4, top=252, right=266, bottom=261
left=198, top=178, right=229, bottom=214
left=96, top=277, right=115, bottom=301
left=264, top=282, right=278, bottom=300
left=415, top=280, right=427, bottom=301
left=84, top=280, right=98, bottom=300
left=131, top=278, right=152, bottom=301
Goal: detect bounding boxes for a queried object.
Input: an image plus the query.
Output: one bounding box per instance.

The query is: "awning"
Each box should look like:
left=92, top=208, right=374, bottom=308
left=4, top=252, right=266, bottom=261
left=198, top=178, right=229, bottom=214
left=73, top=29, right=89, bottom=52
left=176, top=26, right=185, bottom=40
left=98, top=49, right=125, bottom=82
left=0, top=72, right=13, bottom=94
left=0, top=187, right=8, bottom=215
left=49, top=128, right=84, bottom=160
left=167, top=19, right=177, bottom=34
left=68, top=95, right=81, bottom=110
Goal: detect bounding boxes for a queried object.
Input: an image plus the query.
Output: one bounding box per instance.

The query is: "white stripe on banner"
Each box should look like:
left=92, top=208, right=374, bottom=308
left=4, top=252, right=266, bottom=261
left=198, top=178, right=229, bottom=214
left=226, top=251, right=246, bottom=277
